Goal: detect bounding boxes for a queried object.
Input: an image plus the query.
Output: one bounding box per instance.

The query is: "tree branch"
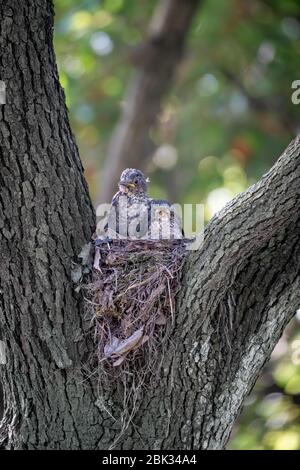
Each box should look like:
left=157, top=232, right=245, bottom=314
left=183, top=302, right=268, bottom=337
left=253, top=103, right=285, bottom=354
left=171, top=135, right=300, bottom=448
left=186, top=135, right=300, bottom=312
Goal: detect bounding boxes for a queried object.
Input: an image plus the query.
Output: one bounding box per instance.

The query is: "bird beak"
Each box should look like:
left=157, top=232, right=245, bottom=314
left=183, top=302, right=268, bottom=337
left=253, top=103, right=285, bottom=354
left=119, top=181, right=136, bottom=189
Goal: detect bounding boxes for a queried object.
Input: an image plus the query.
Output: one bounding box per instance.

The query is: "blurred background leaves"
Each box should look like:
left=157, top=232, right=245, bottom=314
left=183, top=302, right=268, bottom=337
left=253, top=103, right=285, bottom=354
left=53, top=0, right=300, bottom=449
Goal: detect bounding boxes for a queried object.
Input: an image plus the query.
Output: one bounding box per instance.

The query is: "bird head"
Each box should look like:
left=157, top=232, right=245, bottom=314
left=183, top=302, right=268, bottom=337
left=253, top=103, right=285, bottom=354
left=151, top=200, right=171, bottom=221
left=118, top=168, right=149, bottom=195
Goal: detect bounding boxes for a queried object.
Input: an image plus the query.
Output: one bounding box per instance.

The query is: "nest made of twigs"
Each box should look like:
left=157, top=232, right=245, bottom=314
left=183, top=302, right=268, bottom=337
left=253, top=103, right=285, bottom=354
left=83, top=238, right=188, bottom=447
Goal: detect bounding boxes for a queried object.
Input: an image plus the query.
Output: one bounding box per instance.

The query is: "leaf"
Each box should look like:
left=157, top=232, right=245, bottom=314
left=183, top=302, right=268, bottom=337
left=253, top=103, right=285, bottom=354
left=93, top=247, right=101, bottom=271
left=133, top=334, right=149, bottom=349
left=71, top=265, right=82, bottom=283
left=104, top=328, right=144, bottom=358
left=78, top=243, right=92, bottom=266
left=104, top=336, right=120, bottom=357
left=113, top=356, right=126, bottom=367
left=112, top=328, right=144, bottom=356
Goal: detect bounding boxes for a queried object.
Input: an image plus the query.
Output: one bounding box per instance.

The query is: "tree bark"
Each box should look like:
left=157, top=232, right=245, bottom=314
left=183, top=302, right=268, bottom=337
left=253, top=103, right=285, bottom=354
left=0, top=0, right=98, bottom=449
left=1, top=0, right=300, bottom=450
left=99, top=0, right=200, bottom=203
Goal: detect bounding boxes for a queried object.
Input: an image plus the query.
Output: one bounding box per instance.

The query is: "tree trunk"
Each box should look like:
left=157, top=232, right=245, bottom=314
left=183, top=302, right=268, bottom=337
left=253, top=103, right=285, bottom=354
left=1, top=0, right=300, bottom=450
left=0, top=0, right=97, bottom=449
left=99, top=0, right=200, bottom=203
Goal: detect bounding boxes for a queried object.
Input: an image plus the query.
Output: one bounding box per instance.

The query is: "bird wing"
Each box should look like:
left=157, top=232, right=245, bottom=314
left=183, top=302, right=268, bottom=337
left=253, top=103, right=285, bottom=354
left=126, top=196, right=150, bottom=238
left=111, top=190, right=122, bottom=206
left=172, top=210, right=184, bottom=238
left=104, top=191, right=122, bottom=235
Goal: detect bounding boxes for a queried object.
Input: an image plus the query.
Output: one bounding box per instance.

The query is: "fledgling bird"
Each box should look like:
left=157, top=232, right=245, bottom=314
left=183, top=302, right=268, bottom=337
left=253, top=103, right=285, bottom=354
left=149, top=200, right=184, bottom=240
left=105, top=168, right=151, bottom=239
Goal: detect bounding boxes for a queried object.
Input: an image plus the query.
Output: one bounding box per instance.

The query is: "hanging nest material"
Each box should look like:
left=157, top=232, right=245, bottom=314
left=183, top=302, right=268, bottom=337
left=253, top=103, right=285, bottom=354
left=86, top=239, right=188, bottom=371
left=83, top=238, right=189, bottom=443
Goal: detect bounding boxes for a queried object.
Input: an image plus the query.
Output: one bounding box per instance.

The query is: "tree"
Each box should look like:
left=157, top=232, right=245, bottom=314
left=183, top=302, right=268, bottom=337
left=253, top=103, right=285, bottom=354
left=0, top=0, right=299, bottom=450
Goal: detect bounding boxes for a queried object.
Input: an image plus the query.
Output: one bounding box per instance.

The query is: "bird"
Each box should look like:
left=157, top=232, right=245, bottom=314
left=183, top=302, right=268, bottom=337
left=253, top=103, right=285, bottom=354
left=104, top=168, right=151, bottom=239
left=148, top=200, right=184, bottom=240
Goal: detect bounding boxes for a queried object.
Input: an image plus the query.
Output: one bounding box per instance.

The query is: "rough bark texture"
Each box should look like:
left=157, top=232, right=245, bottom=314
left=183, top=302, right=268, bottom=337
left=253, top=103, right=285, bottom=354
left=100, top=0, right=200, bottom=203
left=0, top=0, right=97, bottom=449
left=0, top=0, right=300, bottom=450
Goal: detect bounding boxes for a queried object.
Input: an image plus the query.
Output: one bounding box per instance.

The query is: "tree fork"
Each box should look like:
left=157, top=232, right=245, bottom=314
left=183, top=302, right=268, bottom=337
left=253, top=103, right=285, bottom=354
left=0, top=0, right=300, bottom=450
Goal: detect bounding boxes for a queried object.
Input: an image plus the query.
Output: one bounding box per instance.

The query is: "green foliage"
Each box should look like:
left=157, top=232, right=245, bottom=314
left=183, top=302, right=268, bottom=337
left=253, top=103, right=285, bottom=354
left=54, top=0, right=299, bottom=209
left=54, top=0, right=300, bottom=448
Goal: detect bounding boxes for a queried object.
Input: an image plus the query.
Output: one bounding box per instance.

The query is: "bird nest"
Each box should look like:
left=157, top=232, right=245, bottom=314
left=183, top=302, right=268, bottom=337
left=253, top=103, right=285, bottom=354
left=83, top=238, right=188, bottom=443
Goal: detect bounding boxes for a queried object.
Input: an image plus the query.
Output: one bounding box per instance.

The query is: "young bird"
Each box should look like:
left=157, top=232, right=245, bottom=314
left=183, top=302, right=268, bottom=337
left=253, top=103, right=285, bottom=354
left=149, top=200, right=183, bottom=240
left=105, top=168, right=151, bottom=239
